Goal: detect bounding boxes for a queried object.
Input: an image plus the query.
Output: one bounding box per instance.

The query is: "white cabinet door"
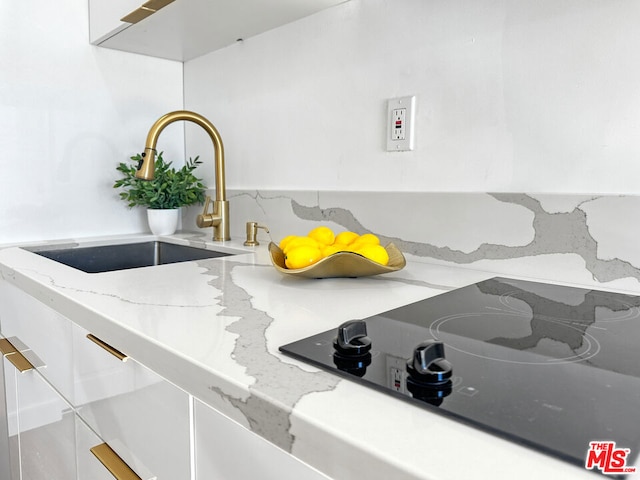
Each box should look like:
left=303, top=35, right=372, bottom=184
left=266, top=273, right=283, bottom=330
left=194, top=399, right=331, bottom=480
left=89, top=0, right=350, bottom=61
left=75, top=324, right=192, bottom=480
left=2, top=358, right=77, bottom=480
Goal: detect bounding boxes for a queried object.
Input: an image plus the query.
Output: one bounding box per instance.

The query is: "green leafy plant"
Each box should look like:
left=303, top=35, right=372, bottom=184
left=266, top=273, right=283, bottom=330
left=114, top=152, right=206, bottom=209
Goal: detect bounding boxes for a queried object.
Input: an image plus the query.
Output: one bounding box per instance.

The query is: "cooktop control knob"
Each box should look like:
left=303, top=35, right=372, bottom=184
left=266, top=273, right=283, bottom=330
left=333, top=320, right=372, bottom=357
left=333, top=352, right=371, bottom=377
left=406, top=340, right=452, bottom=385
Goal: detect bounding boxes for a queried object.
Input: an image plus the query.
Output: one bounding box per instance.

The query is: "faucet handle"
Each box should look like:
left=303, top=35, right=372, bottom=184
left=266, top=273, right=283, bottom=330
left=196, top=195, right=230, bottom=241
left=196, top=196, right=214, bottom=228
left=244, top=222, right=269, bottom=246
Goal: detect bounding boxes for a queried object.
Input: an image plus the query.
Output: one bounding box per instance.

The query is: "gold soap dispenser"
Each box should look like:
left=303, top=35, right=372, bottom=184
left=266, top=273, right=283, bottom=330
left=244, top=222, right=269, bottom=246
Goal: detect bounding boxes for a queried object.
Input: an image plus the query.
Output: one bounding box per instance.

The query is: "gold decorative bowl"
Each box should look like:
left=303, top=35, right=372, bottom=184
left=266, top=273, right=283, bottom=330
left=268, top=242, right=406, bottom=279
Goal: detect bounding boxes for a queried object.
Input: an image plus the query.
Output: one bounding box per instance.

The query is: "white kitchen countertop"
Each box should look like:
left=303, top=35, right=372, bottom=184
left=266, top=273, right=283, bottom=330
left=0, top=232, right=630, bottom=480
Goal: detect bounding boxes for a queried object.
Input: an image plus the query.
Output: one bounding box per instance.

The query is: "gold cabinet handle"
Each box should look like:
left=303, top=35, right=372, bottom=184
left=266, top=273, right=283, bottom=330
left=86, top=334, right=128, bottom=362
left=0, top=338, right=17, bottom=355
left=0, top=337, right=34, bottom=373
left=90, top=443, right=142, bottom=480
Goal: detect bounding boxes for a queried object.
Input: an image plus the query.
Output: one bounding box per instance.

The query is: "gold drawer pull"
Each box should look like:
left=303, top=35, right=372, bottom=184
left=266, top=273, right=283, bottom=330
left=6, top=352, right=34, bottom=373
left=90, top=443, right=142, bottom=480
left=0, top=337, right=34, bottom=373
left=0, top=338, right=17, bottom=356
left=87, top=334, right=128, bottom=362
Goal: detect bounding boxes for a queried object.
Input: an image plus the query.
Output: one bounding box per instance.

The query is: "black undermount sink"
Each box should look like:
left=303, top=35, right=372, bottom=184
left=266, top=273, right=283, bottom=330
left=30, top=241, right=234, bottom=273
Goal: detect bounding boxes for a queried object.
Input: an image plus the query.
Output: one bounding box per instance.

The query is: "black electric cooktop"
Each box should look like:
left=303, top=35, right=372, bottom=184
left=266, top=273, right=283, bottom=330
left=280, top=277, right=640, bottom=476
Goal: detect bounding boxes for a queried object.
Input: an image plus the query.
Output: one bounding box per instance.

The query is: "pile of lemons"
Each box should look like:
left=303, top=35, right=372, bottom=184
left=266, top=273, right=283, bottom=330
left=279, top=226, right=389, bottom=269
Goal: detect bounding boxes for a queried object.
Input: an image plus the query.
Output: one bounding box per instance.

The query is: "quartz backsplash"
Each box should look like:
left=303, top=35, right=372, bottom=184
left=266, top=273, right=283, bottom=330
left=185, top=190, right=640, bottom=293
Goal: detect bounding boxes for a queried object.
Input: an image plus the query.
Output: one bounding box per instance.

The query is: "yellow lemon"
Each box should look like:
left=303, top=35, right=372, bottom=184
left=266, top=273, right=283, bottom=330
left=350, top=233, right=380, bottom=249
left=278, top=235, right=297, bottom=251
left=307, top=226, right=335, bottom=246
left=332, top=243, right=357, bottom=253
left=334, top=231, right=359, bottom=246
left=283, top=236, right=319, bottom=254
left=285, top=245, right=323, bottom=269
left=358, top=233, right=380, bottom=245
left=356, top=244, right=389, bottom=266
left=321, top=244, right=347, bottom=257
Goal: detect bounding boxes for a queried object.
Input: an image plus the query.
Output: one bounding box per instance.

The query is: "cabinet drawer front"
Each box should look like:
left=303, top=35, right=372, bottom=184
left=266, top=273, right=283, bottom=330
left=0, top=281, right=74, bottom=403
left=72, top=326, right=134, bottom=408
left=76, top=325, right=191, bottom=479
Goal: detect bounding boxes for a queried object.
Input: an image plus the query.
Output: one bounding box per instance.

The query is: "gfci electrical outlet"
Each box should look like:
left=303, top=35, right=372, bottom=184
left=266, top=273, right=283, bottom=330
left=386, top=95, right=416, bottom=151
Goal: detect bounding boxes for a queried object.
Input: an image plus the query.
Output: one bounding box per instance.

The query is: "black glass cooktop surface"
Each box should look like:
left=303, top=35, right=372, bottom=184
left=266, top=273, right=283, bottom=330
left=280, top=277, right=640, bottom=475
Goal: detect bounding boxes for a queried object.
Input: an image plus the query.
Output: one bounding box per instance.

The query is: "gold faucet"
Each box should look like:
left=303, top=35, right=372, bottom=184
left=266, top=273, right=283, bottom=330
left=136, top=110, right=230, bottom=241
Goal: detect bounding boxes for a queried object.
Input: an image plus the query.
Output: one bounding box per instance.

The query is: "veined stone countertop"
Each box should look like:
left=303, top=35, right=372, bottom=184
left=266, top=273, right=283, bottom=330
left=0, top=232, right=614, bottom=480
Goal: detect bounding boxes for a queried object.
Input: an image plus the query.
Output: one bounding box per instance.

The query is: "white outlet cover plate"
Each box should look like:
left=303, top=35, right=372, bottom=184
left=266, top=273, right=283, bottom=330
left=386, top=95, right=416, bottom=152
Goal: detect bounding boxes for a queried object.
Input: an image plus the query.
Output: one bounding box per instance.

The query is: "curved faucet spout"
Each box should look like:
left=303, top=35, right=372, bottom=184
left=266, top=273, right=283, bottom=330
left=137, top=110, right=230, bottom=241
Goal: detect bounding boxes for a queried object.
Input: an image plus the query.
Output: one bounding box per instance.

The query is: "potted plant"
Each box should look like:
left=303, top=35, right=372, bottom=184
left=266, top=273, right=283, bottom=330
left=114, top=152, right=206, bottom=235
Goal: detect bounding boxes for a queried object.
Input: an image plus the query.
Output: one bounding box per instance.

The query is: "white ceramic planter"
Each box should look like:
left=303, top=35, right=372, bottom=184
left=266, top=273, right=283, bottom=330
left=147, top=208, right=180, bottom=235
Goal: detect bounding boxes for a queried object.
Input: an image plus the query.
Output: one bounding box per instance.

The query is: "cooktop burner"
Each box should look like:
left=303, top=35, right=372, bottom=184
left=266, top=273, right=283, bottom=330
left=280, top=277, right=640, bottom=476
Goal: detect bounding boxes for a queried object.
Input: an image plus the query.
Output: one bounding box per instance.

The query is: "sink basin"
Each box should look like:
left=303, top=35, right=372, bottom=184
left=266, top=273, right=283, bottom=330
left=30, top=241, right=234, bottom=273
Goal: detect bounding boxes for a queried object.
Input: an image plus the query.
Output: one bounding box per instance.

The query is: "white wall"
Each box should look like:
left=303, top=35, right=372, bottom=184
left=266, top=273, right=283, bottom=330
left=3, top=0, right=638, bottom=244
left=184, top=0, right=640, bottom=194
left=0, top=0, right=184, bottom=244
